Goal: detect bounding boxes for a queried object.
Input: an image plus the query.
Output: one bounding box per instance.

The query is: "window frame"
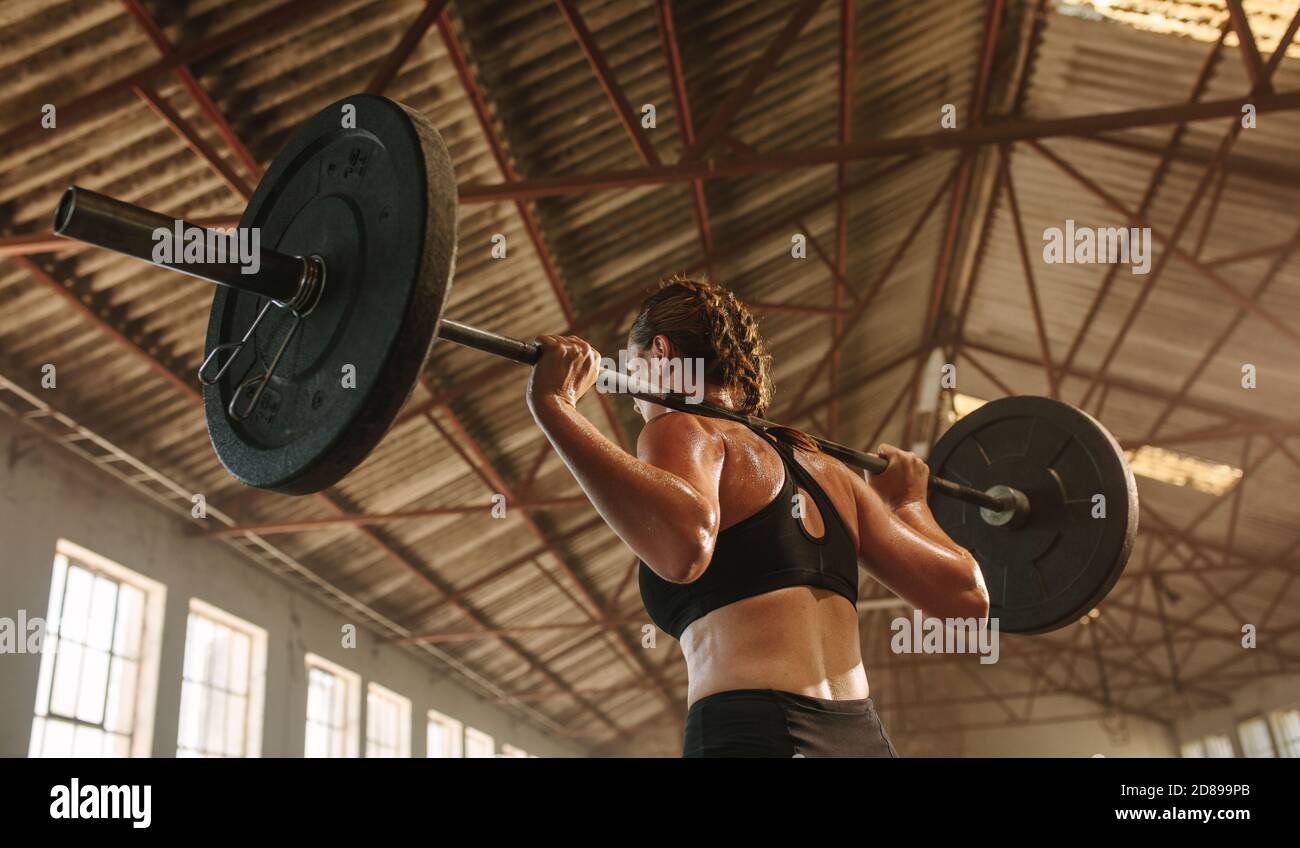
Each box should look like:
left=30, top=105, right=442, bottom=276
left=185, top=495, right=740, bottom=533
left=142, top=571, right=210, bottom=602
left=29, top=540, right=166, bottom=758
left=303, top=653, right=361, bottom=758
left=177, top=598, right=268, bottom=758
left=464, top=725, right=495, bottom=759
left=365, top=682, right=411, bottom=758
left=426, top=708, right=463, bottom=758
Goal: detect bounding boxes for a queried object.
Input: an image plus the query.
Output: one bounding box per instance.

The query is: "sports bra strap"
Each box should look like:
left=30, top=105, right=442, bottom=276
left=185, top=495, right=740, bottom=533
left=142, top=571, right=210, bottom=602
left=759, top=431, right=853, bottom=541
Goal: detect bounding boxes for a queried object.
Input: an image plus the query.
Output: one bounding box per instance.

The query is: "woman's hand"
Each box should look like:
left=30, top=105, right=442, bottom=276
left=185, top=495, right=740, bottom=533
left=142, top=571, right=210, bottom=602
left=527, top=334, right=602, bottom=415
left=867, top=443, right=930, bottom=510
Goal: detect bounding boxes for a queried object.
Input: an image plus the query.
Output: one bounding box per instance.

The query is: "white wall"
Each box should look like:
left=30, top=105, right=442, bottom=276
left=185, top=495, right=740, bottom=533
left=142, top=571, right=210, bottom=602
left=0, top=414, right=585, bottom=758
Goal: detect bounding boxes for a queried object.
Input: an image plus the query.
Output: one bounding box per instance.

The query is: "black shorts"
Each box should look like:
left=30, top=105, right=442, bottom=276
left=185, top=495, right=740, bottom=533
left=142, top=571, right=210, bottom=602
left=682, top=689, right=899, bottom=758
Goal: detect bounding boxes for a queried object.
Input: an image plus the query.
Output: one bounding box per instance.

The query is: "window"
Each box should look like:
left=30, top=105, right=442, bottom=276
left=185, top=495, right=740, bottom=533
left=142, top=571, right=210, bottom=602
left=1237, top=716, right=1275, bottom=758
left=464, top=726, right=494, bottom=758
left=304, top=654, right=360, bottom=758
left=177, top=600, right=267, bottom=757
left=1203, top=734, right=1235, bottom=758
left=1180, top=740, right=1205, bottom=758
left=30, top=541, right=165, bottom=758
left=365, top=683, right=410, bottom=758
left=1269, top=707, right=1300, bottom=758
left=427, top=709, right=463, bottom=758
left=500, top=744, right=528, bottom=758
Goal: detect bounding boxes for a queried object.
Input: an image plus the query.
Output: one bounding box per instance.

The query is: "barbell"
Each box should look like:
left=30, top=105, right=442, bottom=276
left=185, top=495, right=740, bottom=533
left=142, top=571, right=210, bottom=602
left=50, top=94, right=1137, bottom=632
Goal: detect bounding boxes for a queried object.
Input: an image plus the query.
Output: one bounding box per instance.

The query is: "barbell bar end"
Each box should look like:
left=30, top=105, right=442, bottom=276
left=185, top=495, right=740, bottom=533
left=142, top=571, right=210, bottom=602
left=978, top=484, right=1031, bottom=529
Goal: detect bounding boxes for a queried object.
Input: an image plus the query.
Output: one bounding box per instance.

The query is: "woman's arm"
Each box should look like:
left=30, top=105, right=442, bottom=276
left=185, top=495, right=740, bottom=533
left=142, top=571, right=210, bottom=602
left=526, top=335, right=724, bottom=583
left=848, top=444, right=990, bottom=620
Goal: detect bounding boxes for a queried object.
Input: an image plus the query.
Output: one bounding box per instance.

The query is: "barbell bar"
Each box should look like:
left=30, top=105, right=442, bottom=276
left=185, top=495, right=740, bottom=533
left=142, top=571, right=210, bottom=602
left=54, top=184, right=1022, bottom=519
left=44, top=94, right=1138, bottom=633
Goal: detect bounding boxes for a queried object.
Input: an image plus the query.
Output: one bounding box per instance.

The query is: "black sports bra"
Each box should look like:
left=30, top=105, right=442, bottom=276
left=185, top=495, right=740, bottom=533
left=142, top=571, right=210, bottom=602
left=638, top=424, right=859, bottom=640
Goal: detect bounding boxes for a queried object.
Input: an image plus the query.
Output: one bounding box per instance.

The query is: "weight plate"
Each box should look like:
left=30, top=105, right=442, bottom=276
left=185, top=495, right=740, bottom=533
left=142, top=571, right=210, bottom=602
left=204, top=95, right=457, bottom=494
left=927, top=396, right=1138, bottom=634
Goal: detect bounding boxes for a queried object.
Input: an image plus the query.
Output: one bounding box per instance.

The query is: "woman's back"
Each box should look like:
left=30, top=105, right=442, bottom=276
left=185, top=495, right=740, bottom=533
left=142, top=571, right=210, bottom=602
left=642, top=415, right=870, bottom=707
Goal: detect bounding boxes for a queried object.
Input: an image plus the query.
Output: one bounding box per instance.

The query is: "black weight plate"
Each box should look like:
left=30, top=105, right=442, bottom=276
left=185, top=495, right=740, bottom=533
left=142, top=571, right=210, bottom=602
left=927, top=396, right=1138, bottom=634
left=204, top=94, right=457, bottom=494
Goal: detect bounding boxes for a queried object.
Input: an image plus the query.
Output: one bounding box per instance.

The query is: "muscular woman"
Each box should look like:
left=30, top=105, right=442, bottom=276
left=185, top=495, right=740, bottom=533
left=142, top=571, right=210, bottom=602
left=527, top=275, right=989, bottom=757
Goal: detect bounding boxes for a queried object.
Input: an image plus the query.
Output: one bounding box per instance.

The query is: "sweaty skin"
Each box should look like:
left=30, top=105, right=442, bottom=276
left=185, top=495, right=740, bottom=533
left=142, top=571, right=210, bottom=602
left=527, top=333, right=989, bottom=707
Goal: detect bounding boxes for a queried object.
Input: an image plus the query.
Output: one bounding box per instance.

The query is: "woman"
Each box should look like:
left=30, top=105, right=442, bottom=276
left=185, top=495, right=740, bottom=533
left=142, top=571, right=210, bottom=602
left=527, top=275, right=988, bottom=757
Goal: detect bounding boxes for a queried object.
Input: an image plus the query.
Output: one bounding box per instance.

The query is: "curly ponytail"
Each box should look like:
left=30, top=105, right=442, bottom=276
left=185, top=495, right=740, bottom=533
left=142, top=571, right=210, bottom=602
left=629, top=275, right=820, bottom=453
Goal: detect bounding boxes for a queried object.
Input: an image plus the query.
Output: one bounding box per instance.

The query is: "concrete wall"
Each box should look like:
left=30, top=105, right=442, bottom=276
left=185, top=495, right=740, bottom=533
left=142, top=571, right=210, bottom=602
left=0, top=414, right=585, bottom=758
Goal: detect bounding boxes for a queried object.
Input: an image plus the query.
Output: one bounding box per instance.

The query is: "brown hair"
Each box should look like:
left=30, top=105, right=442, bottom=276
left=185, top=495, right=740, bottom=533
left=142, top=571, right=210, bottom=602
left=629, top=275, right=819, bottom=453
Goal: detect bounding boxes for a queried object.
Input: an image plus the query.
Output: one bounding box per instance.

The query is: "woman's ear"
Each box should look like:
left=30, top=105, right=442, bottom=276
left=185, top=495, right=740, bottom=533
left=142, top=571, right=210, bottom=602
left=652, top=334, right=672, bottom=360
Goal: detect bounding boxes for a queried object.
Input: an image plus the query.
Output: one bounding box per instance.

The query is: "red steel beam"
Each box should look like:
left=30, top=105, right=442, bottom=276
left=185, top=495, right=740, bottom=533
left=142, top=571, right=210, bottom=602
left=133, top=84, right=254, bottom=199
left=1069, top=26, right=1299, bottom=410
left=0, top=215, right=241, bottom=258
left=1225, top=0, right=1270, bottom=93
left=786, top=343, right=925, bottom=427
left=436, top=12, right=630, bottom=451
left=1089, top=134, right=1300, bottom=190
left=959, top=338, right=1271, bottom=427
left=653, top=0, right=714, bottom=275
left=200, top=496, right=590, bottom=536
left=829, top=0, right=854, bottom=439
left=556, top=0, right=660, bottom=166
left=1028, top=138, right=1300, bottom=354
left=777, top=163, right=959, bottom=420
left=411, top=515, right=607, bottom=620
left=998, top=145, right=1057, bottom=398
left=119, top=0, right=262, bottom=179
left=1121, top=418, right=1300, bottom=450
left=396, top=155, right=922, bottom=429
left=797, top=221, right=858, bottom=299
left=449, top=87, right=1300, bottom=202
left=0, top=0, right=321, bottom=155
left=1138, top=222, right=1300, bottom=441
left=11, top=257, right=200, bottom=402
left=1203, top=235, right=1300, bottom=268
left=365, top=0, right=449, bottom=95
left=907, top=0, right=1003, bottom=445
left=1056, top=23, right=1228, bottom=385
left=682, top=0, right=826, bottom=159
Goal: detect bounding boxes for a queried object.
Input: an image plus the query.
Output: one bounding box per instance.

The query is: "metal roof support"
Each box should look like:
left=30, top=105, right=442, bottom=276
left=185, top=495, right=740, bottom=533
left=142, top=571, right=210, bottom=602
left=436, top=11, right=631, bottom=451
left=1054, top=24, right=1228, bottom=388
left=556, top=0, right=661, bottom=166
left=653, top=0, right=715, bottom=278
left=0, top=0, right=321, bottom=154
left=905, top=0, right=1004, bottom=447
left=997, top=145, right=1057, bottom=398
left=364, top=0, right=450, bottom=95
left=829, top=0, right=854, bottom=439
left=680, top=0, right=826, bottom=160
left=1026, top=139, right=1300, bottom=356
left=1225, top=0, right=1271, bottom=93
left=119, top=0, right=263, bottom=180
left=777, top=165, right=959, bottom=421
left=132, top=83, right=254, bottom=200
left=199, top=496, right=590, bottom=535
